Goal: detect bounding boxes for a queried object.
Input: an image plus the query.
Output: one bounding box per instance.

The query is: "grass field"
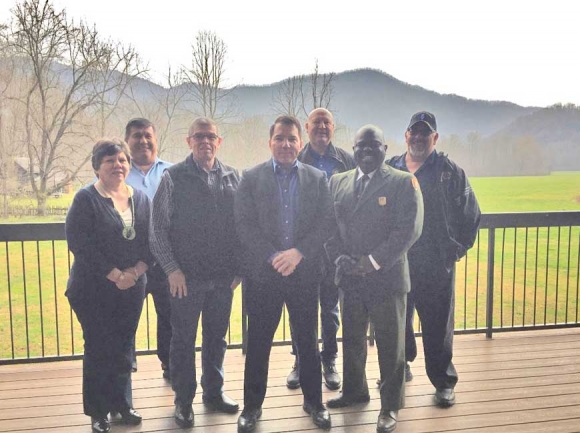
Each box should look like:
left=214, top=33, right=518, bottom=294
left=0, top=172, right=579, bottom=360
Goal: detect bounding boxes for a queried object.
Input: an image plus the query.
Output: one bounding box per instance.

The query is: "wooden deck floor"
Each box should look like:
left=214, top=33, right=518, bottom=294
left=1, top=329, right=580, bottom=433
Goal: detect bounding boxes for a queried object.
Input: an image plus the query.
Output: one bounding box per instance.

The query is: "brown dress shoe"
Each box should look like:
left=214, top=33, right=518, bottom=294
left=377, top=409, right=397, bottom=433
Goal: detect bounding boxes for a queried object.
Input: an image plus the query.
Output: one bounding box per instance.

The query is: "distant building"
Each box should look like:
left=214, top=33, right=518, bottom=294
left=13, top=157, right=73, bottom=195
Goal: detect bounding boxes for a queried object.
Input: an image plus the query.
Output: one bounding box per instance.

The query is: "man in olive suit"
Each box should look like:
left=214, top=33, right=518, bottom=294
left=324, top=124, right=423, bottom=433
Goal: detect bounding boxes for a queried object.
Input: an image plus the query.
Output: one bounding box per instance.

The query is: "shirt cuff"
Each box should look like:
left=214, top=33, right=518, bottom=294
left=368, top=254, right=381, bottom=270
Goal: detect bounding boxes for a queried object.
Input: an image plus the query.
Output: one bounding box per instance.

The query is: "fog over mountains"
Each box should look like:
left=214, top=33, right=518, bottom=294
left=231, top=68, right=540, bottom=139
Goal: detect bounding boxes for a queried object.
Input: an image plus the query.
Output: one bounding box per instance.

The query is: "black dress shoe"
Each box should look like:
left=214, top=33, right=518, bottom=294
left=434, top=388, right=456, bottom=407
left=326, top=392, right=370, bottom=408
left=322, top=361, right=341, bottom=390
left=118, top=408, right=142, bottom=425
left=286, top=361, right=300, bottom=389
left=203, top=393, right=240, bottom=414
left=174, top=404, right=194, bottom=428
left=237, top=407, right=262, bottom=433
left=91, top=417, right=110, bottom=433
left=377, top=409, right=397, bottom=433
left=303, top=403, right=331, bottom=429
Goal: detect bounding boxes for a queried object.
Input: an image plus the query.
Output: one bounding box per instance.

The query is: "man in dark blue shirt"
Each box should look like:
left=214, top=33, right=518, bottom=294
left=387, top=112, right=481, bottom=408
left=287, top=108, right=355, bottom=391
left=235, top=116, right=335, bottom=433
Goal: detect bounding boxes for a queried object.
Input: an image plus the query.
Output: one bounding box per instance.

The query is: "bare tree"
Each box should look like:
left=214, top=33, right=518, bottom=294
left=0, top=31, right=22, bottom=217
left=4, top=0, right=143, bottom=214
left=183, top=30, right=236, bottom=121
left=273, top=60, right=335, bottom=120
left=272, top=75, right=305, bottom=119
left=302, top=59, right=335, bottom=116
left=92, top=41, right=146, bottom=138
left=126, top=66, right=189, bottom=158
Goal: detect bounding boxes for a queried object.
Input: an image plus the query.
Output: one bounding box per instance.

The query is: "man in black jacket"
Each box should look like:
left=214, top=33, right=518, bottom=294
left=387, top=111, right=481, bottom=408
left=150, top=117, right=241, bottom=428
left=286, top=108, right=356, bottom=391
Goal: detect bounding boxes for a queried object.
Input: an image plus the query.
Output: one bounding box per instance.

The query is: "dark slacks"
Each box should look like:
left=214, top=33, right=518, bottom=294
left=146, top=264, right=172, bottom=367
left=291, top=267, right=340, bottom=363
left=406, top=264, right=458, bottom=390
left=169, top=278, right=234, bottom=406
left=69, top=280, right=145, bottom=418
left=244, top=272, right=322, bottom=409
left=341, top=283, right=406, bottom=410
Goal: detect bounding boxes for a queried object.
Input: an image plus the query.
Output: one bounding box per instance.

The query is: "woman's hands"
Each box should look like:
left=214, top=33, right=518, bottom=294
left=106, top=261, right=149, bottom=290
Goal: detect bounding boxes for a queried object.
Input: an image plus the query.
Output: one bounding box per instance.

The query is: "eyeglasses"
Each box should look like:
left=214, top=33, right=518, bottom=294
left=407, top=128, right=433, bottom=137
left=189, top=133, right=219, bottom=142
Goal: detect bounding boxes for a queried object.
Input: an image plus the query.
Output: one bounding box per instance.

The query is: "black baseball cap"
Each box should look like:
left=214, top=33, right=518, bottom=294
left=407, top=111, right=437, bottom=132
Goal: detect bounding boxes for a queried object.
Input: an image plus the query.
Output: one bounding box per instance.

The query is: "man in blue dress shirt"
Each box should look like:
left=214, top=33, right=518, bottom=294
left=286, top=108, right=355, bottom=391
left=124, top=118, right=173, bottom=379
left=235, top=116, right=334, bottom=433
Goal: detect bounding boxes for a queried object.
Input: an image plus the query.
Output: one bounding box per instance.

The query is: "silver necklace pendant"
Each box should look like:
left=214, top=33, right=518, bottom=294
left=122, top=226, right=136, bottom=240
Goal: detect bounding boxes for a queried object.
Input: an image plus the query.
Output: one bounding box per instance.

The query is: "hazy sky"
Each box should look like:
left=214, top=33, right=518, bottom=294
left=1, top=0, right=579, bottom=107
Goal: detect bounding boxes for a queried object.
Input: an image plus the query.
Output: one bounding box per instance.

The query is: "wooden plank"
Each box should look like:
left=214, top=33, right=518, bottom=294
left=1, top=329, right=579, bottom=432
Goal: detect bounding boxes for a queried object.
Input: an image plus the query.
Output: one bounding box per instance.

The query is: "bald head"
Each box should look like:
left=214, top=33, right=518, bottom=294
left=305, top=108, right=335, bottom=154
left=353, top=124, right=387, bottom=174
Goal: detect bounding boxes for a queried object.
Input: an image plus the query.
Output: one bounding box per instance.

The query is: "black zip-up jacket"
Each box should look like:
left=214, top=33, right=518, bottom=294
left=297, top=142, right=356, bottom=176
left=387, top=151, right=481, bottom=270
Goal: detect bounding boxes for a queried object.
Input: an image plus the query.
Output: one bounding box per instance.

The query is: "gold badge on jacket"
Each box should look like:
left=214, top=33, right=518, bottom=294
left=411, top=177, right=420, bottom=191
left=378, top=196, right=387, bottom=206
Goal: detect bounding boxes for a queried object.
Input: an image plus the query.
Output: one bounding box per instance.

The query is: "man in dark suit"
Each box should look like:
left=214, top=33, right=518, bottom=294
left=235, top=115, right=334, bottom=433
left=325, top=125, right=423, bottom=433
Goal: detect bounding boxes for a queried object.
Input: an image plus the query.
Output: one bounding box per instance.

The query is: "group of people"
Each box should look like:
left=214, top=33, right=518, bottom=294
left=65, top=108, right=481, bottom=433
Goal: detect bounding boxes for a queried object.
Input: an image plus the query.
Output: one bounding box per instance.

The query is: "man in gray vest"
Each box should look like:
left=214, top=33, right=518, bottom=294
left=150, top=117, right=241, bottom=428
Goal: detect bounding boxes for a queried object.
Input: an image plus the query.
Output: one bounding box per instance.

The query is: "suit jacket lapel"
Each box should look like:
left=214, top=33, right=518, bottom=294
left=262, top=161, right=281, bottom=239
left=353, top=168, right=390, bottom=214
left=296, top=163, right=310, bottom=234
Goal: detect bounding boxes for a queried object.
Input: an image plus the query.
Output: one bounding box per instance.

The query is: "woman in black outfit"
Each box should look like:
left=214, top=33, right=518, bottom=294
left=66, top=139, right=152, bottom=433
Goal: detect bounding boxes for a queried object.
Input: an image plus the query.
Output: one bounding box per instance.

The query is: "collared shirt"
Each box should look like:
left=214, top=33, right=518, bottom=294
left=307, top=146, right=342, bottom=179
left=126, top=158, right=173, bottom=201
left=272, top=159, right=299, bottom=251
left=150, top=157, right=225, bottom=275
left=191, top=158, right=222, bottom=198
left=392, top=150, right=440, bottom=260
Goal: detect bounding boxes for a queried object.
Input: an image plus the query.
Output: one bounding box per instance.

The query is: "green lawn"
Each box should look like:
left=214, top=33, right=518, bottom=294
left=1, top=172, right=579, bottom=360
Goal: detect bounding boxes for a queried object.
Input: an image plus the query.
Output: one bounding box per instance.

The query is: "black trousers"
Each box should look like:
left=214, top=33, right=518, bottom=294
left=69, top=280, right=145, bottom=418
left=244, top=272, right=322, bottom=409
left=170, top=278, right=234, bottom=406
left=146, top=264, right=172, bottom=367
left=290, top=267, right=340, bottom=363
left=405, top=264, right=458, bottom=390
